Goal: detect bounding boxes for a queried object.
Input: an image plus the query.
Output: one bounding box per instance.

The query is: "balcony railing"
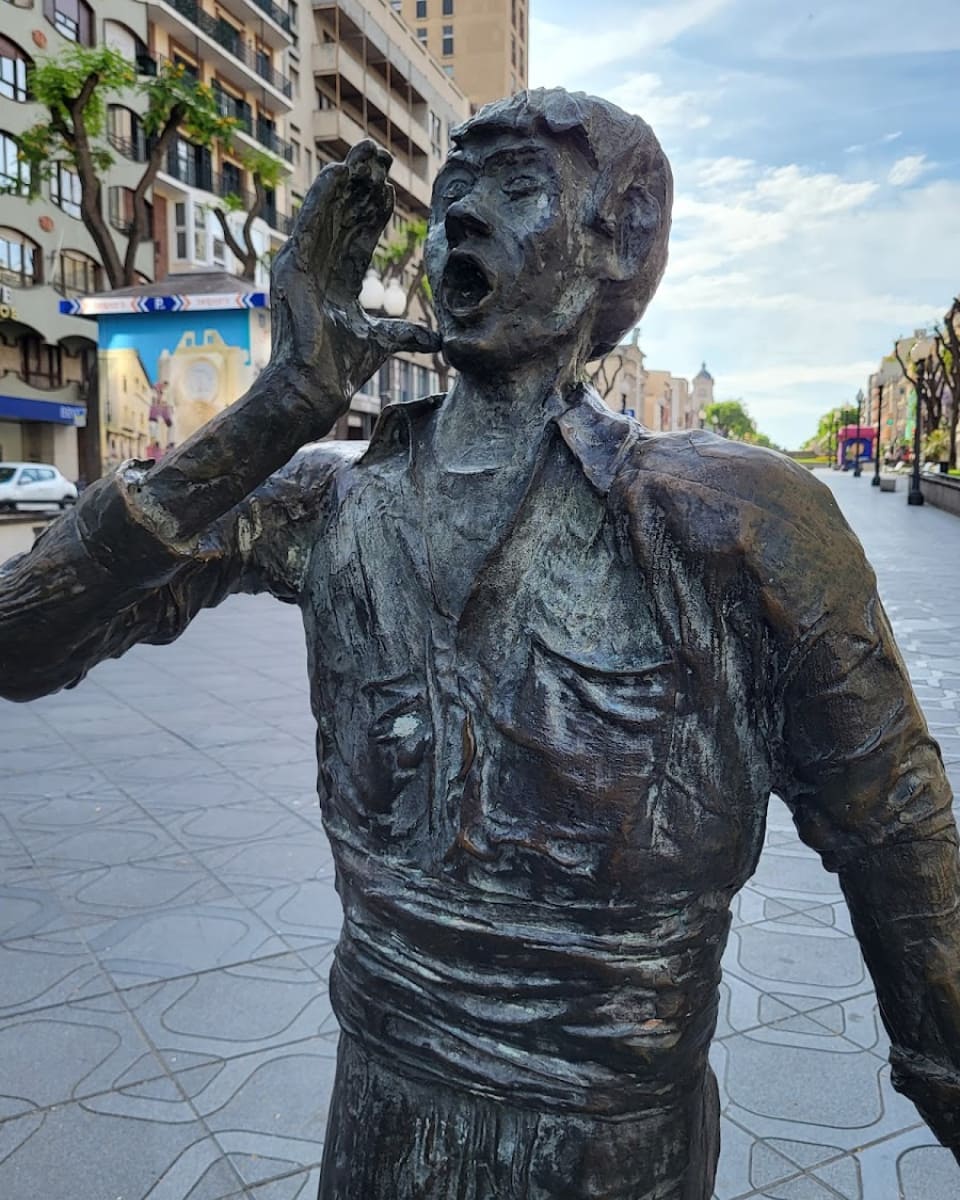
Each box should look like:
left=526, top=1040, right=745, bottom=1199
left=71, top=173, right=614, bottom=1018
left=160, top=0, right=292, bottom=97
left=251, top=0, right=291, bottom=33
left=107, top=131, right=149, bottom=163
left=212, top=90, right=294, bottom=162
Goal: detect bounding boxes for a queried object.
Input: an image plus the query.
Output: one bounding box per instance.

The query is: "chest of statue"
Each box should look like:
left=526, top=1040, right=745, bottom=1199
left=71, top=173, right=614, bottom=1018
left=302, top=439, right=771, bottom=902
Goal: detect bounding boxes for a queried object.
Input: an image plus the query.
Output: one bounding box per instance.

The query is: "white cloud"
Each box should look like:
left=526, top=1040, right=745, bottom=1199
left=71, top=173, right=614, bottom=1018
left=888, top=154, right=929, bottom=186
left=529, top=0, right=732, bottom=86
left=604, top=73, right=712, bottom=132
left=641, top=166, right=960, bottom=447
left=696, top=156, right=754, bottom=187
left=882, top=131, right=903, bottom=142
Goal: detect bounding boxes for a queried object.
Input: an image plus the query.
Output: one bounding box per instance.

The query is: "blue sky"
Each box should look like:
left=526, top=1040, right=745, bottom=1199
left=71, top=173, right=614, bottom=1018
left=529, top=0, right=960, bottom=447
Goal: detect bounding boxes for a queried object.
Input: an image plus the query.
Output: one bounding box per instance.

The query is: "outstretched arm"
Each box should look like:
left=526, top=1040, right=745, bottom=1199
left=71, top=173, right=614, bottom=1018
left=0, top=143, right=437, bottom=702
left=776, top=498, right=960, bottom=1160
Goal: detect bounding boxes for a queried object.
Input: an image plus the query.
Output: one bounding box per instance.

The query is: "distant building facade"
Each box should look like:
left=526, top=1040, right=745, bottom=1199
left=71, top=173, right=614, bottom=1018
left=396, top=0, right=528, bottom=111
left=595, top=343, right=715, bottom=433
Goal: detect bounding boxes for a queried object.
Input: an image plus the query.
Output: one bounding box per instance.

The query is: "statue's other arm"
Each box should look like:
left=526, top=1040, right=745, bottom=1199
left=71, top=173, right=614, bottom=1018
left=0, top=142, right=436, bottom=703
left=775, top=493, right=960, bottom=1161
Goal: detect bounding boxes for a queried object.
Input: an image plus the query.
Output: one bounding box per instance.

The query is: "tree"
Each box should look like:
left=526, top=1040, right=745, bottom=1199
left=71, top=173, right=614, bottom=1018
left=375, top=218, right=450, bottom=391
left=935, top=296, right=960, bottom=469
left=893, top=332, right=947, bottom=444
left=803, top=406, right=859, bottom=454
left=20, top=46, right=271, bottom=288
left=208, top=147, right=285, bottom=281
left=702, top=400, right=757, bottom=441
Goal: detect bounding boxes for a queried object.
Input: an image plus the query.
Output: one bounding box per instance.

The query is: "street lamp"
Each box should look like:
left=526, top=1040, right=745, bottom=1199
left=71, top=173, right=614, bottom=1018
left=359, top=267, right=407, bottom=317
left=853, top=388, right=864, bottom=477
left=908, top=337, right=935, bottom=507
left=872, top=381, right=883, bottom=486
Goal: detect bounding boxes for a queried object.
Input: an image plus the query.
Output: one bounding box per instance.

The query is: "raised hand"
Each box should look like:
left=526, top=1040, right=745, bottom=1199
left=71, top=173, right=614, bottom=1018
left=270, top=140, right=440, bottom=428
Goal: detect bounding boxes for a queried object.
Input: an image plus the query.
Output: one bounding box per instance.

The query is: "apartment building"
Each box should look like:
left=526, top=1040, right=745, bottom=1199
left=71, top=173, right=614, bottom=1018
left=0, top=1, right=157, bottom=481
left=596, top=344, right=715, bottom=432
left=866, top=334, right=925, bottom=460
left=395, top=0, right=527, bottom=110
left=294, top=0, right=470, bottom=435
left=0, top=0, right=300, bottom=481
left=146, top=0, right=299, bottom=288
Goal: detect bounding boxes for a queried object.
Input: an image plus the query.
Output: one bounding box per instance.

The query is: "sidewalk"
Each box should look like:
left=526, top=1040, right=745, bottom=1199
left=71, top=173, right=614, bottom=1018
left=0, top=468, right=958, bottom=1199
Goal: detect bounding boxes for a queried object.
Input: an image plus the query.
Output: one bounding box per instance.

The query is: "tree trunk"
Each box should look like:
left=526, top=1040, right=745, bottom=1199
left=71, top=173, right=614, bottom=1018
left=212, top=175, right=265, bottom=281
left=121, top=105, right=187, bottom=285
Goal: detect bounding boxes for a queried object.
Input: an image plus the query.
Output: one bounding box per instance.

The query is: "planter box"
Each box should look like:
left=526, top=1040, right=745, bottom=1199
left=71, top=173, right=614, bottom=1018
left=879, top=478, right=897, bottom=492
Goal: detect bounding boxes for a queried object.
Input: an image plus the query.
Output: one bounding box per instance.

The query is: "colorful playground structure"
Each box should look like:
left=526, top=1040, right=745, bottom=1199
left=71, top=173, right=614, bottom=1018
left=837, top=424, right=876, bottom=469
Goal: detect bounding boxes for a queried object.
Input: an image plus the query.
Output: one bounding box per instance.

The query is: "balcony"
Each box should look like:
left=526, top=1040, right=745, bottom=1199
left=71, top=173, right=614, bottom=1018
left=211, top=87, right=294, bottom=162
left=217, top=0, right=294, bottom=46
left=148, top=0, right=293, bottom=101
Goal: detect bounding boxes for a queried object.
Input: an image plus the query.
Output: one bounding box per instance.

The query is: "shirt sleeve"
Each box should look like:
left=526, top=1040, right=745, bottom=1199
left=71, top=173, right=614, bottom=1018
left=773, top=484, right=960, bottom=1152
left=0, top=446, right=343, bottom=703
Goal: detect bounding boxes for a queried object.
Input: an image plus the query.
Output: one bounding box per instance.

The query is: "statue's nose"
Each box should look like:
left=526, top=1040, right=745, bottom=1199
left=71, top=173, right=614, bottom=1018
left=445, top=200, right=492, bottom=246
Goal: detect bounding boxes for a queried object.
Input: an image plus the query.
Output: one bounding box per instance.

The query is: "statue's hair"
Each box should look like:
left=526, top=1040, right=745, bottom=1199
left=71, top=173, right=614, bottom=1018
left=451, top=88, right=673, bottom=358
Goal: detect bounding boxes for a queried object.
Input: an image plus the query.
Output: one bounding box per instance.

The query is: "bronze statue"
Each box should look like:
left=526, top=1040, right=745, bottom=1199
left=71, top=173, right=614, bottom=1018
left=1, top=90, right=959, bottom=1199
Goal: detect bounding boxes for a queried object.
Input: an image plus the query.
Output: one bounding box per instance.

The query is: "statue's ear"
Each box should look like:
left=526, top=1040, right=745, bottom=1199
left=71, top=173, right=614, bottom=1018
left=593, top=184, right=662, bottom=283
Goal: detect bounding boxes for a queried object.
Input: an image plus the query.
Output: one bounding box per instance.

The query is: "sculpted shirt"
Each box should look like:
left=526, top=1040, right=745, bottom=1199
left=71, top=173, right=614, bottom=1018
left=2, top=389, right=959, bottom=1132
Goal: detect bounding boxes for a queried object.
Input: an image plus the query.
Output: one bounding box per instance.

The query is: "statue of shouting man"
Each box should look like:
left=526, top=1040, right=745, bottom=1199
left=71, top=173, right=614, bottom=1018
left=2, top=90, right=959, bottom=1199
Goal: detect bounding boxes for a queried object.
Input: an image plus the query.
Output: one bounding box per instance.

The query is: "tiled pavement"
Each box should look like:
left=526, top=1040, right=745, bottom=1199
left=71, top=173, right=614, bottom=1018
left=1, top=467, right=959, bottom=1199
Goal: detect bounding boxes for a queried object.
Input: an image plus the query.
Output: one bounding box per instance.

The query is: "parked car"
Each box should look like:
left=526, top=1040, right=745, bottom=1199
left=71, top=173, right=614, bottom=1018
left=0, top=463, right=78, bottom=512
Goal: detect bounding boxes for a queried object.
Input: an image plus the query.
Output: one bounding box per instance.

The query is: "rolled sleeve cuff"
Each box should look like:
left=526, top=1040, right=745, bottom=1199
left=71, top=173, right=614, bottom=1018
left=890, top=1046, right=960, bottom=1149
left=74, top=460, right=198, bottom=588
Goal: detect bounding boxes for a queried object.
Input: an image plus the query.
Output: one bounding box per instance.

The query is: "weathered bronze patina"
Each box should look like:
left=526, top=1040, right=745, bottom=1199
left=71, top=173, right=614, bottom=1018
left=2, top=90, right=959, bottom=1198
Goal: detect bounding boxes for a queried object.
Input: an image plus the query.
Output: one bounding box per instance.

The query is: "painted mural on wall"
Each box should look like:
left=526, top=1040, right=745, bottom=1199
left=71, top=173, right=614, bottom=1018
left=97, top=309, right=271, bottom=474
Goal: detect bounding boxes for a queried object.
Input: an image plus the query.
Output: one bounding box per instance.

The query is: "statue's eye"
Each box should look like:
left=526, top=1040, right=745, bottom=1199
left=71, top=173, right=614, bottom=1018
left=503, top=175, right=539, bottom=198
left=441, top=178, right=471, bottom=202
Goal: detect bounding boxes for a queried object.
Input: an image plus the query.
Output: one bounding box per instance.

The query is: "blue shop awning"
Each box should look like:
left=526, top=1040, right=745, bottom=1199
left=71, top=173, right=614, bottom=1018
left=0, top=395, right=86, bottom=426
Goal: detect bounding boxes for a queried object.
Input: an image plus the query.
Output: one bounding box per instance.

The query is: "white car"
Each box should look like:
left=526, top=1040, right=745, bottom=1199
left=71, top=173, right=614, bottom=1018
left=0, top=463, right=78, bottom=512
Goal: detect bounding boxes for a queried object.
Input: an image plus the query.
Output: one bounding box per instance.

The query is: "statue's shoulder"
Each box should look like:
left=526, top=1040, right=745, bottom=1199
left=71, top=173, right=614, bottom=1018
left=254, top=440, right=363, bottom=520
left=615, top=428, right=851, bottom=568
left=623, top=428, right=831, bottom=515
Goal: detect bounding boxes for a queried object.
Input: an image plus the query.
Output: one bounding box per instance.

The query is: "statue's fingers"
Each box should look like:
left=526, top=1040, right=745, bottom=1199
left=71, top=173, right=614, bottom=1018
left=370, top=318, right=442, bottom=357
left=289, top=160, right=348, bottom=274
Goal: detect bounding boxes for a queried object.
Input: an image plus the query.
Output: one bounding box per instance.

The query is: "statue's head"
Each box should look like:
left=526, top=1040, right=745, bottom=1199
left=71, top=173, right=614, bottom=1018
left=424, top=88, right=673, bottom=374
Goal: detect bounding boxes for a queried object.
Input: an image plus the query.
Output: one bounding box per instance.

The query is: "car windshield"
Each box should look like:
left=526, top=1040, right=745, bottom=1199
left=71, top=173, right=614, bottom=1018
left=0, top=468, right=15, bottom=483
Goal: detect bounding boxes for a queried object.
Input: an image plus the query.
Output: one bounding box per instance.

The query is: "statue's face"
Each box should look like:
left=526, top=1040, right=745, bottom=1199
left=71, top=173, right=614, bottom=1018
left=425, top=129, right=604, bottom=372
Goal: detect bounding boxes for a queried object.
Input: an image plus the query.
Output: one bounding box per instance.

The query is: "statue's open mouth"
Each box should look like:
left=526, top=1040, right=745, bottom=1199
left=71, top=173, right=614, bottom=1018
left=441, top=252, right=494, bottom=316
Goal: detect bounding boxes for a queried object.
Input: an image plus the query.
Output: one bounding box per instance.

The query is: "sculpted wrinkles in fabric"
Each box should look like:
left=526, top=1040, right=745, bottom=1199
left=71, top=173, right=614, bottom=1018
left=2, top=89, right=960, bottom=1199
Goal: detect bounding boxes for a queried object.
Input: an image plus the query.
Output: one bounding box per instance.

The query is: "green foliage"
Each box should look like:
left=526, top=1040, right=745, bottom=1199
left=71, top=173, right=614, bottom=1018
left=375, top=218, right=428, bottom=274
left=803, top=406, right=859, bottom=452
left=923, top=426, right=951, bottom=462
left=20, top=46, right=239, bottom=185
left=702, top=400, right=780, bottom=450
left=703, top=400, right=755, bottom=440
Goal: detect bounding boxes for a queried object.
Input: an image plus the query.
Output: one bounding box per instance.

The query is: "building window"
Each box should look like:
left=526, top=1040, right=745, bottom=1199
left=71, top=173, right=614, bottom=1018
left=44, top=0, right=94, bottom=45
left=415, top=0, right=426, bottom=16
left=511, top=35, right=516, bottom=66
left=107, top=186, right=149, bottom=235
left=220, top=160, right=244, bottom=199
left=107, top=105, right=145, bottom=160
left=416, top=27, right=427, bottom=43
left=442, top=0, right=453, bottom=13
left=57, top=249, right=101, bottom=297
left=50, top=164, right=82, bottom=218
left=0, top=36, right=30, bottom=102
left=174, top=201, right=188, bottom=259
left=0, top=227, right=40, bottom=288
left=21, top=336, right=63, bottom=389
left=443, top=64, right=454, bottom=76
left=442, top=24, right=453, bottom=54
left=288, top=0, right=299, bottom=45
left=429, top=110, right=442, bottom=157
left=0, top=132, right=30, bottom=196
